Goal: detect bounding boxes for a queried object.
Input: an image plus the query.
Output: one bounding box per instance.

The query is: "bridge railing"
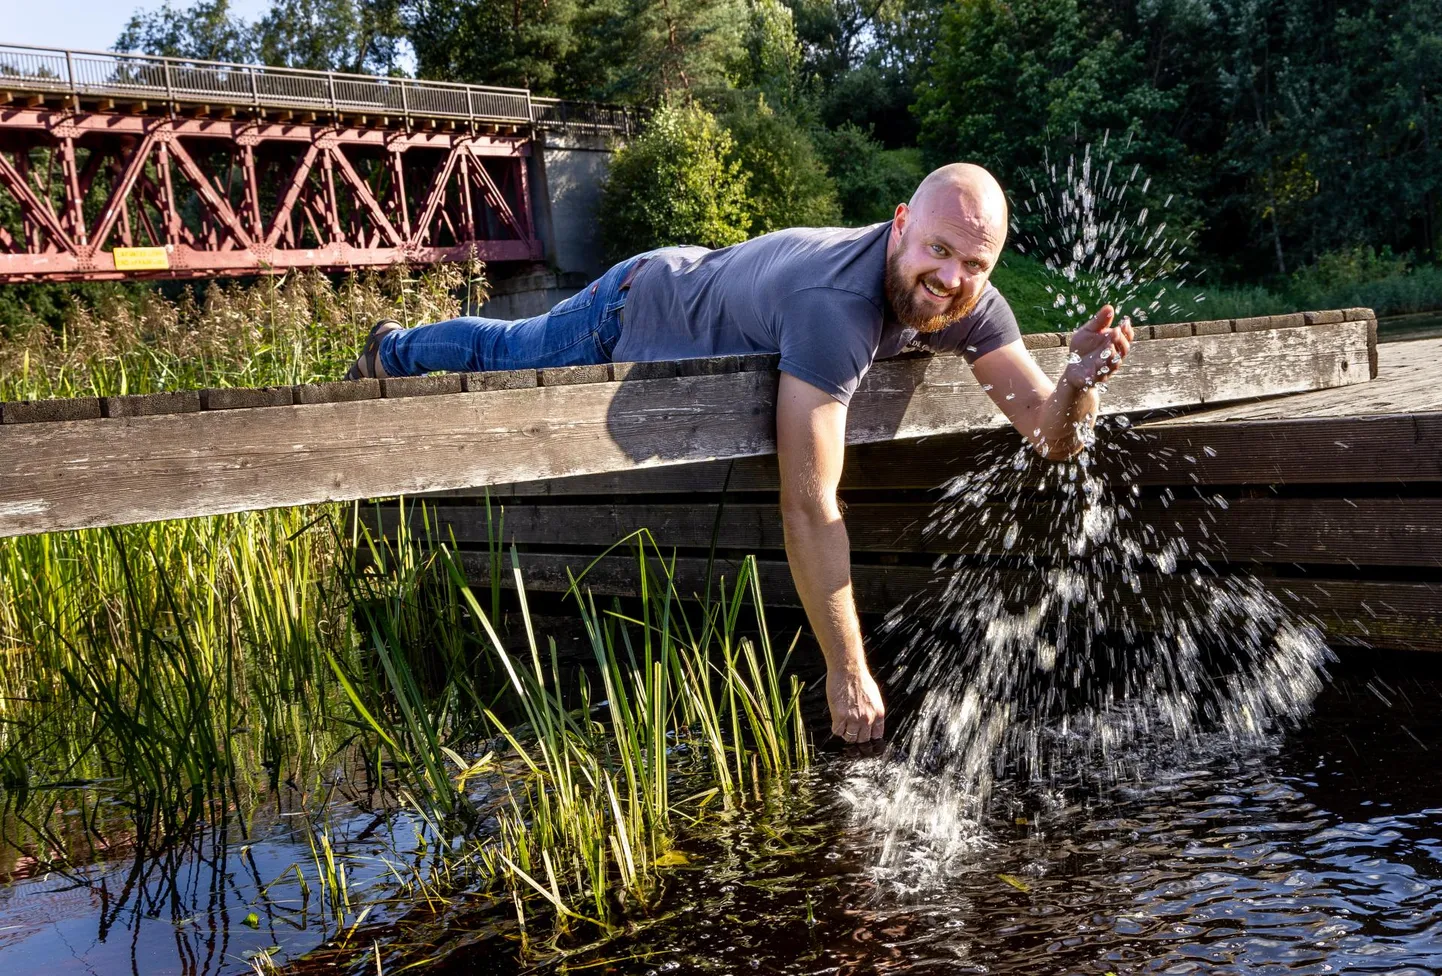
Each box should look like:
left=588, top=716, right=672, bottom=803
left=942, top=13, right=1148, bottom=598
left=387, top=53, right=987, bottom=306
left=0, top=43, right=639, bottom=130
left=530, top=97, right=646, bottom=135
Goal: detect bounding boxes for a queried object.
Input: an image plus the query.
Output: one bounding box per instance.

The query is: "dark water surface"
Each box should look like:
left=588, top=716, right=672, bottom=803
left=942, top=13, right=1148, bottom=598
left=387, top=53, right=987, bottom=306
left=530, top=669, right=1442, bottom=976
left=5, top=668, right=1442, bottom=974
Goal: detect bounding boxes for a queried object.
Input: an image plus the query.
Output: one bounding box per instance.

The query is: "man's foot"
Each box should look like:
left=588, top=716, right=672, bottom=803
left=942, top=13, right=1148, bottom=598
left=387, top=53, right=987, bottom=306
left=345, top=319, right=404, bottom=380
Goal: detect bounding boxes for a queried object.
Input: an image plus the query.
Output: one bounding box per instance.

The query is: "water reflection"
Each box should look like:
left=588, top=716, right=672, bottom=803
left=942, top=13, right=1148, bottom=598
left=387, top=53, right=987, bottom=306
left=5, top=674, right=1441, bottom=973
left=0, top=774, right=425, bottom=974
left=545, top=672, right=1442, bottom=975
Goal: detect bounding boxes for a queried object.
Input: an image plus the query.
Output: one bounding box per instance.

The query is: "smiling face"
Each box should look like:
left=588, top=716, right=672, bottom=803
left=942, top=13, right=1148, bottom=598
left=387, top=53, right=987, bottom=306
left=884, top=164, right=1009, bottom=333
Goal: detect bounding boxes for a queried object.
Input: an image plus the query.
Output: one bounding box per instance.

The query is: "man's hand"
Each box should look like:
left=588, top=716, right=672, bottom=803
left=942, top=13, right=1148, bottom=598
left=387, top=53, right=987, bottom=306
left=973, top=303, right=1137, bottom=458
left=828, top=666, right=885, bottom=742
left=1064, top=304, right=1135, bottom=390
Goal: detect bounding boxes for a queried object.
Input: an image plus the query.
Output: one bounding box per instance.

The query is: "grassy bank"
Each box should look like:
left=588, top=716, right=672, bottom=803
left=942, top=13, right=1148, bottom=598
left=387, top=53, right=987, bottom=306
left=993, top=249, right=1442, bottom=334
left=0, top=268, right=812, bottom=969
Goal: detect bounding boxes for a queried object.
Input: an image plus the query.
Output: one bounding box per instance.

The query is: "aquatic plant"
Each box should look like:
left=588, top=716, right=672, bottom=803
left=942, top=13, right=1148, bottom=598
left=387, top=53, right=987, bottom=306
left=334, top=522, right=810, bottom=934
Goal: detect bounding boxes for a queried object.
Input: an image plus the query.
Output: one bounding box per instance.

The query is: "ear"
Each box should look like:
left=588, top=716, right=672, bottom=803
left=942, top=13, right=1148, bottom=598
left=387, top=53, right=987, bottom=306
left=891, top=203, right=909, bottom=240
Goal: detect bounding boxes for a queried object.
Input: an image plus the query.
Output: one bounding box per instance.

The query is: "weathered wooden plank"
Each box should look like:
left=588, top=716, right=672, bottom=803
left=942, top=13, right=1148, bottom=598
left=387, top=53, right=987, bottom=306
left=456, top=551, right=1442, bottom=651
left=464, top=410, right=1442, bottom=498
left=382, top=497, right=1442, bottom=568
left=463, top=369, right=538, bottom=392
left=0, top=397, right=103, bottom=424
left=381, top=374, right=462, bottom=398
left=0, top=322, right=1371, bottom=537
left=1154, top=335, right=1442, bottom=422
left=103, top=391, right=203, bottom=418
left=294, top=379, right=381, bottom=405
left=200, top=386, right=295, bottom=410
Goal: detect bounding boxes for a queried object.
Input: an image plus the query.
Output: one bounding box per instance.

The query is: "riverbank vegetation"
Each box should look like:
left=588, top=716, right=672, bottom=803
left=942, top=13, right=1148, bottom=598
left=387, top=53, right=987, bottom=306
left=0, top=271, right=813, bottom=969
left=993, top=246, right=1442, bottom=332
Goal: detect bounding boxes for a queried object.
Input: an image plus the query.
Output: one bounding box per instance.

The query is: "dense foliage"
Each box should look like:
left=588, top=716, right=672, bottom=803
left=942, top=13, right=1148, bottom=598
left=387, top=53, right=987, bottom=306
left=115, top=0, right=1442, bottom=295
left=916, top=0, right=1442, bottom=279
left=597, top=101, right=753, bottom=260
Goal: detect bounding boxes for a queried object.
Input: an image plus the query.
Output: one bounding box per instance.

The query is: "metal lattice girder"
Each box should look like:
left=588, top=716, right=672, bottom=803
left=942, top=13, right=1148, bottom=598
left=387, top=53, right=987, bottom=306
left=0, top=110, right=544, bottom=282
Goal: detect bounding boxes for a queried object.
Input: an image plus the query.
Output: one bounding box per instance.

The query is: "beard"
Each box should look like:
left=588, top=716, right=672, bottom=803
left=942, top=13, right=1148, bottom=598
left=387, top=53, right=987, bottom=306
left=885, top=247, right=982, bottom=333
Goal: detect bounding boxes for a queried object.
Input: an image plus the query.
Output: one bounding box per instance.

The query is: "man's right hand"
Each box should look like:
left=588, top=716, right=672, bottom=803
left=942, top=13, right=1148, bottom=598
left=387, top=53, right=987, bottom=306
left=827, top=665, right=886, bottom=743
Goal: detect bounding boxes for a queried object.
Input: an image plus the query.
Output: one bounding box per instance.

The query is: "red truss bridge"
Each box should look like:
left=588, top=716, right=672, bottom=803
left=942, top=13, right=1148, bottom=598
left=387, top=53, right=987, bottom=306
left=0, top=44, right=640, bottom=282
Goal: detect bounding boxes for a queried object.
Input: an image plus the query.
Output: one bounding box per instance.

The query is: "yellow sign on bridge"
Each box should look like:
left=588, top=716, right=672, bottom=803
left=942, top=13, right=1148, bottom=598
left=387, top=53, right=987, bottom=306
left=113, top=247, right=171, bottom=271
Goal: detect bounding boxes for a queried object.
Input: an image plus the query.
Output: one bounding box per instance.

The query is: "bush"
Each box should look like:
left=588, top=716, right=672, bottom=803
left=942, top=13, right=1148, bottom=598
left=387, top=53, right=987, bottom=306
left=1291, top=245, right=1411, bottom=294
left=719, top=96, right=840, bottom=234
left=811, top=124, right=925, bottom=226
left=598, top=100, right=752, bottom=261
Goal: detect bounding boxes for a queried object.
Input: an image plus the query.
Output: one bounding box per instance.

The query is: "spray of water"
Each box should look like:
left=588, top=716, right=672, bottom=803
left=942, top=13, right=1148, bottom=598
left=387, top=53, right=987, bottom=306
left=1013, top=137, right=1206, bottom=325
left=844, top=149, right=1332, bottom=889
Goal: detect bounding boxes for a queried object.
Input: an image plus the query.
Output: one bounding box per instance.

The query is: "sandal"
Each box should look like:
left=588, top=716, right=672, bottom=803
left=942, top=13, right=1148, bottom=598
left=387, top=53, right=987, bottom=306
left=345, top=319, right=404, bottom=380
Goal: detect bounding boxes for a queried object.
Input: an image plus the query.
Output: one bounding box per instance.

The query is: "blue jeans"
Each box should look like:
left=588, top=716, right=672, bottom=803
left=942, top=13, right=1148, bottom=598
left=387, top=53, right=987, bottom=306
left=379, top=254, right=646, bottom=376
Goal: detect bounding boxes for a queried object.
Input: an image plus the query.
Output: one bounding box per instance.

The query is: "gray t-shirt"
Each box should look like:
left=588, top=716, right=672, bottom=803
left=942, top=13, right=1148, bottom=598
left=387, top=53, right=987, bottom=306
left=615, top=221, right=1020, bottom=404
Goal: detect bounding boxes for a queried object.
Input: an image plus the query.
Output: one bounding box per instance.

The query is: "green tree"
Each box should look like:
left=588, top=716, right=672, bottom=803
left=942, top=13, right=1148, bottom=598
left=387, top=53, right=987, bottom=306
left=914, top=0, right=1205, bottom=266
left=562, top=0, right=748, bottom=101
left=729, top=0, right=807, bottom=109
left=719, top=96, right=840, bottom=231
left=117, top=0, right=405, bottom=74
left=598, top=100, right=752, bottom=259
left=256, top=0, right=405, bottom=73
left=116, top=0, right=256, bottom=61
left=408, top=0, right=578, bottom=91
left=788, top=0, right=944, bottom=146
left=811, top=122, right=923, bottom=224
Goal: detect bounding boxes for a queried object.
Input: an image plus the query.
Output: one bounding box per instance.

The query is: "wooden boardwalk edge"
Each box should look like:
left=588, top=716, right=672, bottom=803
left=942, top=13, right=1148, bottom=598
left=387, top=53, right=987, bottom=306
left=0, top=314, right=1373, bottom=537
left=374, top=496, right=1442, bottom=568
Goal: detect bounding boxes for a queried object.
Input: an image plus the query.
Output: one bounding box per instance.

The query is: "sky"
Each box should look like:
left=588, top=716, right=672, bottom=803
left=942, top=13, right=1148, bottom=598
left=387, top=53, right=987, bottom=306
left=11, top=0, right=275, bottom=56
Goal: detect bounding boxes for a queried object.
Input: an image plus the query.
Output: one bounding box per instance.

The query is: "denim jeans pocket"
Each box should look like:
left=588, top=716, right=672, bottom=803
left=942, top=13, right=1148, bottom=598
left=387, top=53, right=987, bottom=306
left=549, top=283, right=599, bottom=317
left=595, top=299, right=626, bottom=360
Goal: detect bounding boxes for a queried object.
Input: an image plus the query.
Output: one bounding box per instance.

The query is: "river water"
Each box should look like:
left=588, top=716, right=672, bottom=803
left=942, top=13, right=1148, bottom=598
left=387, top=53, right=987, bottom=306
left=2, top=659, right=1439, bottom=974
left=541, top=666, right=1442, bottom=975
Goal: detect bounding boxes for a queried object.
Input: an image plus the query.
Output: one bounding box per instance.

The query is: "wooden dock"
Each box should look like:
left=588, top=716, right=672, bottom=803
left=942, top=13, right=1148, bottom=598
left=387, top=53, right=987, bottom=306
left=0, top=310, right=1373, bottom=538
left=386, top=314, right=1442, bottom=655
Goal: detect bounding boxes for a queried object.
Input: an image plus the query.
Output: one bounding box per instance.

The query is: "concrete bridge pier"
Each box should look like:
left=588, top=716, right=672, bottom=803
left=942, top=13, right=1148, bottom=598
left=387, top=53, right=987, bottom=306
left=478, top=128, right=622, bottom=319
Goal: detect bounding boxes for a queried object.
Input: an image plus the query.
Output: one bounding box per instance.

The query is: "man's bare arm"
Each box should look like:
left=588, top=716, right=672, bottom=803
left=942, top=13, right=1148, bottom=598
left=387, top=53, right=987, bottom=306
left=775, top=373, right=885, bottom=743
left=971, top=305, right=1135, bottom=459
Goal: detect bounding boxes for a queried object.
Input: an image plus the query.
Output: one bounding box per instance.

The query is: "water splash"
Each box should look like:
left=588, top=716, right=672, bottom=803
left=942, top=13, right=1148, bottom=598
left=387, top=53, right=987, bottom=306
left=844, top=145, right=1331, bottom=889
left=844, top=426, right=1333, bottom=891
left=1012, top=137, right=1206, bottom=325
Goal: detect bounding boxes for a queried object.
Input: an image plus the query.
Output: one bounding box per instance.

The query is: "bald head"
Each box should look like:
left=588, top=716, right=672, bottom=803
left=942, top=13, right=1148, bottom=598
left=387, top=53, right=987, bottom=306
left=884, top=163, right=1009, bottom=333
left=908, top=163, right=1009, bottom=244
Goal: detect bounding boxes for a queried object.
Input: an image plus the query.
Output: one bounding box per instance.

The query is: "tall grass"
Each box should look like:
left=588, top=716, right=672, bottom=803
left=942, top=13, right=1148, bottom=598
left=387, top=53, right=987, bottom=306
left=0, top=263, right=478, bottom=401
left=0, top=267, right=812, bottom=959
left=330, top=516, right=810, bottom=934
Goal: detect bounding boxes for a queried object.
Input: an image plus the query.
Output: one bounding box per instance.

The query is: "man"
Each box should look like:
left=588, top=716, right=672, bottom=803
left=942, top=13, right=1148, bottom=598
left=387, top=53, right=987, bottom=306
left=347, top=163, right=1135, bottom=744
